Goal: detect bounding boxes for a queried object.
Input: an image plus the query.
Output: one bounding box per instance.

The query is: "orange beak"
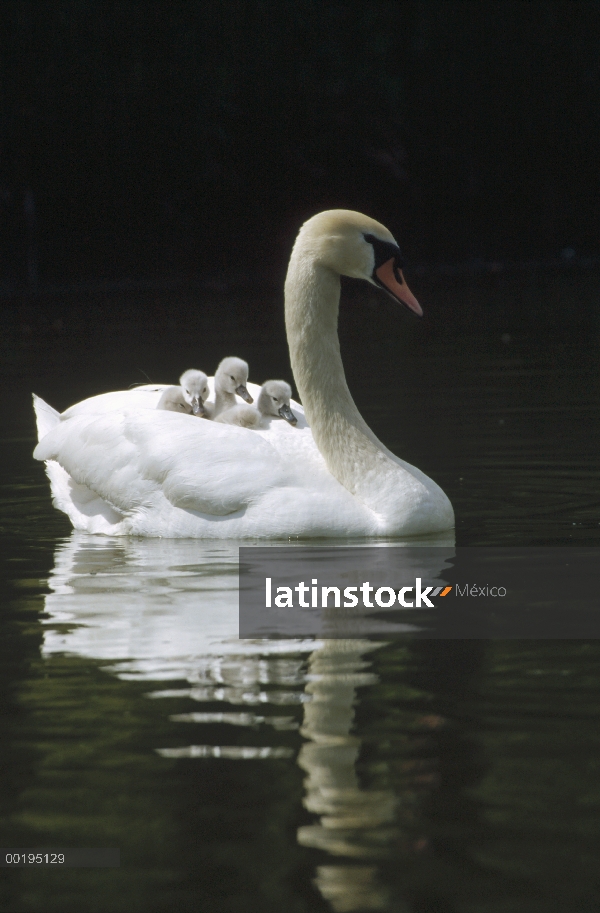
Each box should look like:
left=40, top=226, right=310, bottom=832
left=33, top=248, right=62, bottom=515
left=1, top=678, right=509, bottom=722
left=375, top=258, right=423, bottom=316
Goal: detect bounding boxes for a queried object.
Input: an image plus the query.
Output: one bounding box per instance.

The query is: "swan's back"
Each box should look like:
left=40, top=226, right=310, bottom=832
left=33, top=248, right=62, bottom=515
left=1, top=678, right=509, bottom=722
left=60, top=385, right=168, bottom=419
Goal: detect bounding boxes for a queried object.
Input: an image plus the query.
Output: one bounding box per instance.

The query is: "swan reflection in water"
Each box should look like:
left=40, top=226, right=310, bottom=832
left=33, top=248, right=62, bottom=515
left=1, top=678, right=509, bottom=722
left=42, top=534, right=453, bottom=912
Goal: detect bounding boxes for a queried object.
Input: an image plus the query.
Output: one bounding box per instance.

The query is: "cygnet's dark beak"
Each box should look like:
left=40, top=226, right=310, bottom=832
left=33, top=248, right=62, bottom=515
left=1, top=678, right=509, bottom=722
left=278, top=404, right=297, bottom=425
left=236, top=384, right=253, bottom=404
left=192, top=399, right=207, bottom=417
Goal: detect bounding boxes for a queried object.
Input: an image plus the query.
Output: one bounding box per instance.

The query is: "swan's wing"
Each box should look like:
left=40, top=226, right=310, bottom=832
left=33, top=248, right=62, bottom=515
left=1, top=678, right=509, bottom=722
left=34, top=410, right=288, bottom=517
left=60, top=387, right=169, bottom=418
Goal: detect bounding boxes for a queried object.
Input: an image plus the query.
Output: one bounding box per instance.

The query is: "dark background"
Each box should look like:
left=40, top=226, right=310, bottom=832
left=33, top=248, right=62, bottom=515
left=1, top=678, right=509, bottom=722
left=2, top=10, right=600, bottom=911
left=1, top=0, right=599, bottom=293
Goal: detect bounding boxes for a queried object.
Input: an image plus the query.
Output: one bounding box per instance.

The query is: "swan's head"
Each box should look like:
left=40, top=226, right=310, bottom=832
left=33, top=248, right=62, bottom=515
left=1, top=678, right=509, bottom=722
left=215, top=357, right=253, bottom=403
left=296, top=209, right=422, bottom=316
left=179, top=369, right=209, bottom=416
left=257, top=380, right=297, bottom=424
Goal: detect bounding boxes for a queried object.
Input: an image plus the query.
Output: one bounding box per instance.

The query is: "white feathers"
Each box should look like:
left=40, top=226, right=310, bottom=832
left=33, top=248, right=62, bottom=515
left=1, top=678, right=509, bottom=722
left=32, top=393, right=61, bottom=439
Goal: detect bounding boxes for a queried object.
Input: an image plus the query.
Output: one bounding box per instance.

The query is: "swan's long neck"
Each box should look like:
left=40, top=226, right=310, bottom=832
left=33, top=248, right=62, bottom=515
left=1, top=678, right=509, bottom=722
left=285, top=249, right=394, bottom=506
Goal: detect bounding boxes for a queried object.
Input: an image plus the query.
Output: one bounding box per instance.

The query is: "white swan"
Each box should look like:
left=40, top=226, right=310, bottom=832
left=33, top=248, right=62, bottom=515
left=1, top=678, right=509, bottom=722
left=32, top=209, right=454, bottom=538
left=215, top=380, right=297, bottom=428
left=156, top=369, right=209, bottom=416
left=205, top=357, right=253, bottom=419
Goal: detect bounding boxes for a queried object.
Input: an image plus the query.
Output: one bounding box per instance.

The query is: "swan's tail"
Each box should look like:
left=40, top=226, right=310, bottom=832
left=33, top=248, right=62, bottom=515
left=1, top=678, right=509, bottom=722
left=32, top=393, right=61, bottom=441
left=32, top=393, right=125, bottom=535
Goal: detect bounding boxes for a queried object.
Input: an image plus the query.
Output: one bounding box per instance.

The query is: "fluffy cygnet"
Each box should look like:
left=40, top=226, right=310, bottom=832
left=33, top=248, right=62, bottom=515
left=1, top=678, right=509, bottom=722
left=216, top=380, right=297, bottom=428
left=156, top=369, right=209, bottom=416
left=205, top=357, right=253, bottom=419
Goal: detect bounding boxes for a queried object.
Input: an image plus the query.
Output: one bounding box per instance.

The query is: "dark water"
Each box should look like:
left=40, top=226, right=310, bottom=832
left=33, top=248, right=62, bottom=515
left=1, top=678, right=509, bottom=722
left=2, top=274, right=600, bottom=912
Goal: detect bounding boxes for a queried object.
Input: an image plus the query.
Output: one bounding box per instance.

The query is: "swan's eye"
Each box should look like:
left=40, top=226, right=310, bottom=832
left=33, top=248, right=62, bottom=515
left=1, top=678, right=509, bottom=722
left=185, top=389, right=190, bottom=395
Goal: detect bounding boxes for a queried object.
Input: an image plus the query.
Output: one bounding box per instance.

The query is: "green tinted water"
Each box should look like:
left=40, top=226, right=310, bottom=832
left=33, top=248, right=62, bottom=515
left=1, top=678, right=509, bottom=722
left=1, top=280, right=600, bottom=911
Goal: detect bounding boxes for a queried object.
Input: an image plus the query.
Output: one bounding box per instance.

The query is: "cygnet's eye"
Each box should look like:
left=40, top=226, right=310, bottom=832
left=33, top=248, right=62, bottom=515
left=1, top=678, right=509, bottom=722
left=272, top=397, right=279, bottom=403
left=230, top=375, right=235, bottom=382
left=185, top=389, right=190, bottom=395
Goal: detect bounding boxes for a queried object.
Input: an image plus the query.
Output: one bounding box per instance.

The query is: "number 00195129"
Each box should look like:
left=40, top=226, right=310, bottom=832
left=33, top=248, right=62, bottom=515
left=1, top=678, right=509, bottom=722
left=5, top=853, right=65, bottom=864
